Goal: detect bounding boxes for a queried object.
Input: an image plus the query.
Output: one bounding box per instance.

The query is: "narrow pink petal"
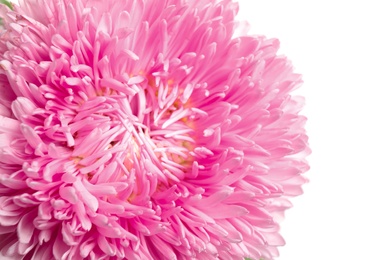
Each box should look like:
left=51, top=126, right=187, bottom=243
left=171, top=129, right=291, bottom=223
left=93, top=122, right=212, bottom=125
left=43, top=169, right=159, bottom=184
left=202, top=204, right=249, bottom=219
left=150, top=235, right=177, bottom=260
left=53, top=233, right=70, bottom=260
left=0, top=116, right=21, bottom=135
left=20, top=124, right=46, bottom=150
left=11, top=97, right=37, bottom=121
left=97, top=235, right=116, bottom=256
left=73, top=179, right=98, bottom=212
left=59, top=186, right=78, bottom=204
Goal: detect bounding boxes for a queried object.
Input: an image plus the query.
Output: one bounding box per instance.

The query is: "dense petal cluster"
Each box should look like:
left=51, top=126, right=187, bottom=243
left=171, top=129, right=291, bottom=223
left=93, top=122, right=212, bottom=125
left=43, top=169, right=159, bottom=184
left=0, top=0, right=309, bottom=259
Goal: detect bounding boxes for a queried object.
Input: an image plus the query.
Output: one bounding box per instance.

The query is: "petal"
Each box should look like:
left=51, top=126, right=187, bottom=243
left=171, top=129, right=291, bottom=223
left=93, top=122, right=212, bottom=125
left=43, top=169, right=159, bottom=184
left=59, top=186, right=78, bottom=204
left=97, top=235, right=116, bottom=256
left=73, top=179, right=98, bottom=212
left=0, top=116, right=21, bottom=135
left=11, top=96, right=37, bottom=122
left=202, top=205, right=249, bottom=219
left=53, top=233, right=70, bottom=260
left=20, top=123, right=46, bottom=150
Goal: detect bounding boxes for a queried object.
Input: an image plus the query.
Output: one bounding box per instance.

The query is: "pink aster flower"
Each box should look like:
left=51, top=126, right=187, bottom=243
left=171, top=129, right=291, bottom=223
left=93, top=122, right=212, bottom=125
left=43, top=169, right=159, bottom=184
left=0, top=0, right=309, bottom=259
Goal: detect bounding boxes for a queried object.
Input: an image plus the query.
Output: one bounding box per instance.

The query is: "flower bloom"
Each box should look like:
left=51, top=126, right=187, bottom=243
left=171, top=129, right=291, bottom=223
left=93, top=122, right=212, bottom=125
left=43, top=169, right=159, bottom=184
left=0, top=0, right=309, bottom=259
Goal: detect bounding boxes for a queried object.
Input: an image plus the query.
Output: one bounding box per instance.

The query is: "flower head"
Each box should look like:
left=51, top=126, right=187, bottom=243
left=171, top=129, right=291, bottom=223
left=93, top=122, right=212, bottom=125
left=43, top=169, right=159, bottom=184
left=0, top=0, right=309, bottom=259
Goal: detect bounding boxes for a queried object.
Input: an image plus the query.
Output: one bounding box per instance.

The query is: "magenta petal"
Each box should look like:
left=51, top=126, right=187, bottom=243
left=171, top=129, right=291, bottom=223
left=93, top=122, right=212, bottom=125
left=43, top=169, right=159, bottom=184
left=11, top=97, right=37, bottom=121
left=202, top=205, right=249, bottom=220
left=16, top=211, right=35, bottom=244
left=73, top=179, right=98, bottom=212
left=53, top=233, right=69, bottom=260
left=59, top=186, right=78, bottom=204
left=20, top=124, right=46, bottom=150
left=0, top=116, right=21, bottom=134
left=97, top=235, right=116, bottom=256
left=79, top=238, right=96, bottom=258
left=73, top=200, right=92, bottom=231
left=150, top=235, right=177, bottom=260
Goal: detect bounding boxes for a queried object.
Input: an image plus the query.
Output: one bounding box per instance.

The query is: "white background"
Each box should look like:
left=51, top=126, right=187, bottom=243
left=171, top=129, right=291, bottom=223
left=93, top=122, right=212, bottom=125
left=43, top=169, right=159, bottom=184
left=6, top=0, right=390, bottom=259
left=237, top=0, right=390, bottom=259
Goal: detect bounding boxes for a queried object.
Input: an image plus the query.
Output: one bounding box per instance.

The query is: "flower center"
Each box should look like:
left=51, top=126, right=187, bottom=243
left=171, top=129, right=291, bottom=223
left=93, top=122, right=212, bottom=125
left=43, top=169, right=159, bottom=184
left=66, top=73, right=199, bottom=203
